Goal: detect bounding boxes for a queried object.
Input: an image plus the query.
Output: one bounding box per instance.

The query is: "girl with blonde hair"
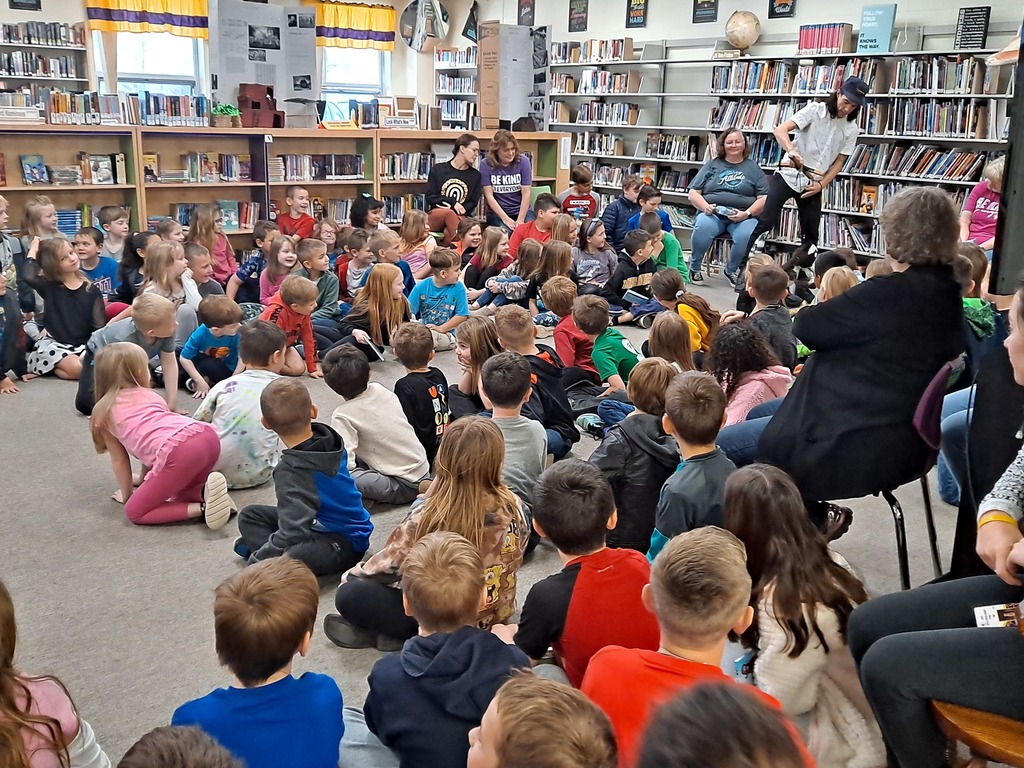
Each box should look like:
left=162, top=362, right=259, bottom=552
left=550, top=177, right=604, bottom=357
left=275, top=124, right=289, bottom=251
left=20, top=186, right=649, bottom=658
left=325, top=262, right=410, bottom=361
left=185, top=203, right=235, bottom=285
left=397, top=209, right=437, bottom=280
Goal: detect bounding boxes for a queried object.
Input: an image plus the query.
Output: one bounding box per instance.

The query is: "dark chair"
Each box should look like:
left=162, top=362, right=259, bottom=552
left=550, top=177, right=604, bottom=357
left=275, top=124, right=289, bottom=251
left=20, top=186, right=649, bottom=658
left=881, top=361, right=953, bottom=590
left=932, top=700, right=1024, bottom=767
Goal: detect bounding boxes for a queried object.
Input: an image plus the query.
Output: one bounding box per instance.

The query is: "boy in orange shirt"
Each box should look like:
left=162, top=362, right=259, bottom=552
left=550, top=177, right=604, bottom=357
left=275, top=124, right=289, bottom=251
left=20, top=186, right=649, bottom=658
left=276, top=185, right=315, bottom=239
left=259, top=274, right=322, bottom=378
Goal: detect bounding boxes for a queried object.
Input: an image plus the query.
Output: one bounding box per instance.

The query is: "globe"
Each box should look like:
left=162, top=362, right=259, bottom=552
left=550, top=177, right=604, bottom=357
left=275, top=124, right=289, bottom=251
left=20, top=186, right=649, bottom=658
left=725, top=10, right=761, bottom=51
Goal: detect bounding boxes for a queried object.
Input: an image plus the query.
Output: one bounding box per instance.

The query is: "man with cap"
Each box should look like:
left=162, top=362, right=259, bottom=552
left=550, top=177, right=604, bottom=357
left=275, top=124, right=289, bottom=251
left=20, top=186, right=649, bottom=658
left=744, top=76, right=869, bottom=276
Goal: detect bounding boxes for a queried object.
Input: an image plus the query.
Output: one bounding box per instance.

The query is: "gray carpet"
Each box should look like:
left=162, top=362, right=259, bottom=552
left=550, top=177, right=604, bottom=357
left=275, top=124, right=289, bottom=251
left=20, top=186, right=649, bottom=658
left=0, top=278, right=961, bottom=760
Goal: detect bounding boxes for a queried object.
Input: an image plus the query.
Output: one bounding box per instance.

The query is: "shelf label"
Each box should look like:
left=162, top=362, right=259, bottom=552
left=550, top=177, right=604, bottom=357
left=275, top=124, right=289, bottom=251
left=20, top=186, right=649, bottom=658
left=383, top=116, right=419, bottom=128
left=264, top=134, right=274, bottom=143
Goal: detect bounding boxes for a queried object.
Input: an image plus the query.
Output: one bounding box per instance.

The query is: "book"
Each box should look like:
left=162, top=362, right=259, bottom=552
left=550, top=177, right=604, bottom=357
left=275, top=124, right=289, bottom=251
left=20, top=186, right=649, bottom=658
left=88, top=154, right=114, bottom=185
left=637, top=162, right=657, bottom=185
left=217, top=200, right=240, bottom=230
left=20, top=154, right=48, bottom=184
left=142, top=153, right=160, bottom=182
left=0, top=153, right=5, bottom=186
left=110, top=152, right=126, bottom=184
left=859, top=185, right=878, bottom=213
left=857, top=5, right=897, bottom=54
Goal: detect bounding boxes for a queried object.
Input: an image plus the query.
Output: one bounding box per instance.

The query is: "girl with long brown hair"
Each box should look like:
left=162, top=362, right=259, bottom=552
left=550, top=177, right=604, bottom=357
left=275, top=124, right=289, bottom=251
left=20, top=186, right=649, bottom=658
left=449, top=316, right=502, bottom=419
left=326, top=262, right=410, bottom=361
left=326, top=416, right=528, bottom=647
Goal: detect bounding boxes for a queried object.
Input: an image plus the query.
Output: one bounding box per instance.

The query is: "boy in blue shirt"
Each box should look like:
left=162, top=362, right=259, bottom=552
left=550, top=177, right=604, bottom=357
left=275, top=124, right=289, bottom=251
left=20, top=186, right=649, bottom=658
left=626, top=184, right=672, bottom=233
left=73, top=226, right=119, bottom=297
left=228, top=220, right=279, bottom=306
left=408, top=248, right=469, bottom=348
left=172, top=556, right=346, bottom=768
left=179, top=296, right=244, bottom=397
left=601, top=173, right=642, bottom=252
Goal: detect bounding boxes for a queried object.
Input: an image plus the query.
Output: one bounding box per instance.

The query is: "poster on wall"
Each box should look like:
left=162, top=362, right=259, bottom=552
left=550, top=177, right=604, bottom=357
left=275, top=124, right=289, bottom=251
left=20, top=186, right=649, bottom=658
left=8, top=0, right=42, bottom=10
left=768, top=0, right=796, bottom=18
left=527, top=25, right=550, bottom=130
left=626, top=0, right=648, bottom=28
left=692, top=0, right=718, bottom=23
left=518, top=0, right=535, bottom=26
left=568, top=0, right=589, bottom=33
left=462, top=1, right=479, bottom=42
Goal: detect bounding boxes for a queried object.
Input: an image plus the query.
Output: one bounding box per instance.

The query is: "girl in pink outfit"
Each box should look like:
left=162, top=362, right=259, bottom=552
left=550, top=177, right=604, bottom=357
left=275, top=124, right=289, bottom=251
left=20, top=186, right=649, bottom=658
left=89, top=342, right=235, bottom=528
left=708, top=321, right=793, bottom=426
left=0, top=578, right=110, bottom=768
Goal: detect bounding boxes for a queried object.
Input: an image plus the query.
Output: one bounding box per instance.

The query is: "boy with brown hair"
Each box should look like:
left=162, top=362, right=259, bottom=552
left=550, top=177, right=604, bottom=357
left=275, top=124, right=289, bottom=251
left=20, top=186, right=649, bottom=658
left=573, top=295, right=643, bottom=396
left=493, top=304, right=579, bottom=459
left=337, top=229, right=373, bottom=303
left=392, top=321, right=451, bottom=466
left=227, top=220, right=279, bottom=305
left=541, top=275, right=598, bottom=385
left=590, top=358, right=680, bottom=552
left=259, top=274, right=322, bottom=377
left=179, top=295, right=245, bottom=396
left=558, top=164, right=601, bottom=220
left=96, top=204, right=129, bottom=262
left=276, top=185, right=315, bottom=238
left=295, top=238, right=340, bottom=321
left=646, top=371, right=735, bottom=560
left=508, top=193, right=560, bottom=259
left=722, top=264, right=797, bottom=370
left=494, top=460, right=660, bottom=687
left=235, top=377, right=372, bottom=574
left=468, top=674, right=618, bottom=768
left=408, top=248, right=470, bottom=346
left=185, top=242, right=226, bottom=298
left=605, top=229, right=656, bottom=312
left=638, top=210, right=685, bottom=277
left=627, top=184, right=671, bottom=232
left=171, top=557, right=346, bottom=768
left=364, top=228, right=415, bottom=296
left=602, top=173, right=642, bottom=252
left=363, top=532, right=529, bottom=768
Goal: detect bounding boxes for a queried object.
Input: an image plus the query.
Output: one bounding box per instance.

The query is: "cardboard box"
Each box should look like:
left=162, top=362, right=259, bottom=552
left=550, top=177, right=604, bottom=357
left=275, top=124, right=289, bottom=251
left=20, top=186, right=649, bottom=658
left=477, top=20, right=533, bottom=121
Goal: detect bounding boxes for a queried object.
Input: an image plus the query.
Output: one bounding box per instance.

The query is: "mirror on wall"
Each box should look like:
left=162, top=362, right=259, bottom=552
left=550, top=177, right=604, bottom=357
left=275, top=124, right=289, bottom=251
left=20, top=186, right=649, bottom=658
left=400, top=0, right=451, bottom=51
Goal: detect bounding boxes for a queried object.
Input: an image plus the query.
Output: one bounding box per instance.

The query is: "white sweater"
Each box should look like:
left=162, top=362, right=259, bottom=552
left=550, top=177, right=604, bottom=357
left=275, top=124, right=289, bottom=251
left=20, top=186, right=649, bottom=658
left=754, top=587, right=886, bottom=768
left=330, top=382, right=429, bottom=482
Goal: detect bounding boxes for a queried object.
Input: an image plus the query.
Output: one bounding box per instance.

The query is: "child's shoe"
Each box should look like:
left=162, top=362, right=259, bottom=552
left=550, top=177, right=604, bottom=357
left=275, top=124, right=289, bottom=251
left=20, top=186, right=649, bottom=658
left=635, top=312, right=656, bottom=329
left=690, top=270, right=705, bottom=284
left=323, top=613, right=405, bottom=652
left=202, top=472, right=234, bottom=530
left=576, top=413, right=606, bottom=440
left=233, top=537, right=252, bottom=560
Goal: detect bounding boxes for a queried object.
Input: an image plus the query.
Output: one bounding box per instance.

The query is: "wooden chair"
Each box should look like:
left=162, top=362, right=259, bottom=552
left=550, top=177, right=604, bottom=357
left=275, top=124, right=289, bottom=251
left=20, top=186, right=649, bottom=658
left=932, top=700, right=1024, bottom=767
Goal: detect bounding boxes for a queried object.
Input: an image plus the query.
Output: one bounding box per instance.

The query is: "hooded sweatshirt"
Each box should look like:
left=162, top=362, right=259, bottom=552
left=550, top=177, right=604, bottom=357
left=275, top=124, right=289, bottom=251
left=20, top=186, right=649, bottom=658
left=363, top=626, right=528, bottom=768
left=259, top=293, right=318, bottom=373
left=522, top=344, right=580, bottom=446
left=725, top=365, right=793, bottom=426
left=251, top=422, right=372, bottom=561
left=589, top=413, right=680, bottom=552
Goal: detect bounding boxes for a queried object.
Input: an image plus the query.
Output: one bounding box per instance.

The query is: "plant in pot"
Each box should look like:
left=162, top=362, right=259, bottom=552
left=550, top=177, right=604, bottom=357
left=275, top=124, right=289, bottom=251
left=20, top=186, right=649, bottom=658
left=212, top=103, right=242, bottom=128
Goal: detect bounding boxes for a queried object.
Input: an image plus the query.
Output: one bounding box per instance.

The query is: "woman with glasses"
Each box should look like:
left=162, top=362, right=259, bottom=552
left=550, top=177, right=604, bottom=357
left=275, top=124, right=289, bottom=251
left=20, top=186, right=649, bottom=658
left=426, top=133, right=483, bottom=246
left=480, top=129, right=534, bottom=232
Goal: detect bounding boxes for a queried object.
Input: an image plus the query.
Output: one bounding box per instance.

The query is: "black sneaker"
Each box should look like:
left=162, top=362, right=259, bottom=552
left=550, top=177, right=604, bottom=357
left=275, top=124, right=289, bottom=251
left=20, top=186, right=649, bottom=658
left=185, top=378, right=198, bottom=394
left=323, top=614, right=405, bottom=652
left=723, top=270, right=737, bottom=287
left=636, top=312, right=656, bottom=329
left=825, top=503, right=854, bottom=542
left=690, top=270, right=705, bottom=284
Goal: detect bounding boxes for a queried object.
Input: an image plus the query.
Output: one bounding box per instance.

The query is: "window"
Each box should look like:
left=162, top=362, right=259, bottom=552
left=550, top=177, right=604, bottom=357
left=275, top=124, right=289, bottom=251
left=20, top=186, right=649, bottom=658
left=94, top=31, right=203, bottom=94
left=321, top=48, right=390, bottom=120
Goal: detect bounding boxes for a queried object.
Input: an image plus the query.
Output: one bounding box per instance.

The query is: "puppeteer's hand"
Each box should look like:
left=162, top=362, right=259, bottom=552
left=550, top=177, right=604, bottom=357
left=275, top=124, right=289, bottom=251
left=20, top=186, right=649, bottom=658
left=789, top=151, right=804, bottom=169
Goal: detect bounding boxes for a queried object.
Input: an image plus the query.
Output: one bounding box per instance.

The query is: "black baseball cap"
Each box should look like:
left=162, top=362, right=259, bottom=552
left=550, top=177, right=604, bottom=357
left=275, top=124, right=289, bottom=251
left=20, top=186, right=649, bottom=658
left=840, top=76, right=869, bottom=106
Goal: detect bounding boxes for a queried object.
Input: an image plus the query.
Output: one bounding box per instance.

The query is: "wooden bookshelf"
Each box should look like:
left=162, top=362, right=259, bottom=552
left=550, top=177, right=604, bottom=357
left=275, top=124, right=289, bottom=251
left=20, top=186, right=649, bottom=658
left=434, top=47, right=477, bottom=130
left=0, top=21, right=95, bottom=94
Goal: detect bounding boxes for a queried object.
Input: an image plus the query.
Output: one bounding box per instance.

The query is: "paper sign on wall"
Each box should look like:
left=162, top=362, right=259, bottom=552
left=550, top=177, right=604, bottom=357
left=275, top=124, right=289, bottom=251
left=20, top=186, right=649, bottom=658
left=857, top=4, right=897, bottom=54
left=626, top=0, right=648, bottom=29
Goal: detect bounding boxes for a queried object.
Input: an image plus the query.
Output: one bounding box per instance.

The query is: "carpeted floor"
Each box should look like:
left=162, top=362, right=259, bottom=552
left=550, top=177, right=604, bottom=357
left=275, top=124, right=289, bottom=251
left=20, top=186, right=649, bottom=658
left=0, top=278, right=962, bottom=760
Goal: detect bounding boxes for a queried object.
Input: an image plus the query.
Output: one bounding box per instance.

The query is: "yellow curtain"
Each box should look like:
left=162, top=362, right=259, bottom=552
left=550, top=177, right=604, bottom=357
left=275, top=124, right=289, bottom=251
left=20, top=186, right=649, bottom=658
left=314, top=2, right=395, bottom=51
left=85, top=0, right=208, bottom=40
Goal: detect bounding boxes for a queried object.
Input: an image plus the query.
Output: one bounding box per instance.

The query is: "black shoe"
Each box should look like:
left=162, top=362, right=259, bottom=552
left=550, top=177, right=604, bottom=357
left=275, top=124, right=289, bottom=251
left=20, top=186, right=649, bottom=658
left=323, top=614, right=405, bottom=652
left=824, top=503, right=853, bottom=542
left=636, top=312, right=656, bottom=329
left=723, top=270, right=737, bottom=287
left=690, top=270, right=705, bottom=284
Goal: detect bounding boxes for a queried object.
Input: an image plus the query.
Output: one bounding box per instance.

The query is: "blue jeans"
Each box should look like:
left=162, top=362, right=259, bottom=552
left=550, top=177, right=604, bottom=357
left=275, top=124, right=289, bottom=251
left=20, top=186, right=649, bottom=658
left=688, top=212, right=759, bottom=275
left=598, top=399, right=635, bottom=428
left=938, top=386, right=975, bottom=506
left=714, top=397, right=783, bottom=466
left=546, top=429, right=570, bottom=460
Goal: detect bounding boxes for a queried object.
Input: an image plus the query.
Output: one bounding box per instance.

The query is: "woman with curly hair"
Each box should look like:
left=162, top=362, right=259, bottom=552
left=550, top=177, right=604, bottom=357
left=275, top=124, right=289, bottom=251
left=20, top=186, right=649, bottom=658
left=707, top=322, right=792, bottom=426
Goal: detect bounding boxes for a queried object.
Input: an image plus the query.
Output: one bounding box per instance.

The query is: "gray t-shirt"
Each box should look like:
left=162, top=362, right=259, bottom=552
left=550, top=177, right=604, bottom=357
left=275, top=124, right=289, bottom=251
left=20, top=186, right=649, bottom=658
left=493, top=414, right=547, bottom=506
left=690, top=157, right=769, bottom=210
left=87, top=317, right=175, bottom=358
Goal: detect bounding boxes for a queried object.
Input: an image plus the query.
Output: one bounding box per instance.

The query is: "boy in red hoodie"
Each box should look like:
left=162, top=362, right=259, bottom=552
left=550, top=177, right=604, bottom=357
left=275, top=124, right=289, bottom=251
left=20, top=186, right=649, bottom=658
left=541, top=275, right=598, bottom=386
left=276, top=185, right=316, bottom=239
left=259, top=274, right=322, bottom=378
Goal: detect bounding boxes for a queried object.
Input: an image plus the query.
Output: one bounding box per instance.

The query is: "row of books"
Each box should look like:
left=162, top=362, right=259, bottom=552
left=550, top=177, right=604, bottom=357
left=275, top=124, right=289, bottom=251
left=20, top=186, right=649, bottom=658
left=881, top=99, right=990, bottom=139
left=663, top=206, right=696, bottom=230
left=551, top=74, right=577, bottom=94
left=645, top=133, right=702, bottom=162
left=747, top=135, right=785, bottom=167
left=770, top=208, right=880, bottom=254
left=575, top=102, right=639, bottom=126
left=551, top=38, right=634, bottom=65
left=888, top=55, right=985, bottom=95
left=435, top=73, right=475, bottom=94
left=656, top=168, right=698, bottom=194
left=572, top=132, right=625, bottom=156
left=793, top=59, right=879, bottom=96
left=381, top=194, right=428, bottom=224
left=267, top=154, right=364, bottom=183
left=821, top=178, right=968, bottom=216
left=167, top=201, right=261, bottom=231
left=711, top=61, right=793, bottom=95
left=12, top=152, right=129, bottom=186
left=708, top=99, right=804, bottom=131
left=0, top=22, right=84, bottom=47
left=575, top=69, right=640, bottom=95
left=439, top=98, right=475, bottom=121
left=842, top=142, right=990, bottom=182
left=434, top=47, right=477, bottom=67
left=55, top=207, right=85, bottom=238
left=0, top=52, right=80, bottom=79
left=796, top=23, right=854, bottom=56
left=379, top=152, right=435, bottom=181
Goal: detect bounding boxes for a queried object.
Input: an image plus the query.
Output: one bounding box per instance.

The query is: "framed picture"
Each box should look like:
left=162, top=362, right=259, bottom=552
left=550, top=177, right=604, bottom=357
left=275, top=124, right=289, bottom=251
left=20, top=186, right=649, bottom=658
left=518, top=0, right=535, bottom=26
left=626, top=0, right=648, bottom=28
left=568, top=0, right=589, bottom=33
left=693, top=0, right=718, bottom=24
left=8, top=0, right=42, bottom=10
left=769, top=0, right=797, bottom=19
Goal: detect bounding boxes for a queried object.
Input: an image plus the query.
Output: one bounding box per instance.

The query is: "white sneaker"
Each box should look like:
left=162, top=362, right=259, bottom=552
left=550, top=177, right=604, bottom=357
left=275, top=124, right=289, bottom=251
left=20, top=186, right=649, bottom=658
left=202, top=472, right=234, bottom=530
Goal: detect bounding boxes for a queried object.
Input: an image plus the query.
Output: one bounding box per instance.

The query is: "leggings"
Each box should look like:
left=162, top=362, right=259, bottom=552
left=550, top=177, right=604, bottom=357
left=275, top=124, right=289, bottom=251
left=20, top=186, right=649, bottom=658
left=464, top=264, right=501, bottom=292
left=849, top=575, right=1024, bottom=767
left=124, top=424, right=220, bottom=525
left=336, top=577, right=419, bottom=641
left=747, top=174, right=823, bottom=270
left=427, top=207, right=462, bottom=246
left=76, top=350, right=96, bottom=415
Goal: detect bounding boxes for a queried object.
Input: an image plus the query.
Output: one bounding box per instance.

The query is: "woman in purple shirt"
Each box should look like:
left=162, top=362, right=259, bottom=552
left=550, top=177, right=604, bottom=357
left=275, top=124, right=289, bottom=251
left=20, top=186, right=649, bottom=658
left=480, top=130, right=533, bottom=232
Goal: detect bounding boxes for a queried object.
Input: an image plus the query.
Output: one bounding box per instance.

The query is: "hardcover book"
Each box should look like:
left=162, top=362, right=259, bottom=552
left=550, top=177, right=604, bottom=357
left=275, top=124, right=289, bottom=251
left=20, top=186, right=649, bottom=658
left=20, top=154, right=48, bottom=184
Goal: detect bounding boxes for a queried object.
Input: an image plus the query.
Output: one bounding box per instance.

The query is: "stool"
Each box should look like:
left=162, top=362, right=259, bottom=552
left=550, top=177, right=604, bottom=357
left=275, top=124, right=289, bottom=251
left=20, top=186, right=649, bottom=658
left=932, top=700, right=1024, bottom=767
left=703, top=234, right=734, bottom=276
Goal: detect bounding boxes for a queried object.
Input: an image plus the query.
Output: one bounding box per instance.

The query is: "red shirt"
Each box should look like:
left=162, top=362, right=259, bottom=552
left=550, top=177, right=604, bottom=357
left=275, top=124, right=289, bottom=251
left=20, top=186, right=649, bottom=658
left=553, top=314, right=596, bottom=376
left=276, top=211, right=315, bottom=239
left=259, top=293, right=318, bottom=373
left=508, top=220, right=552, bottom=259
left=581, top=647, right=815, bottom=768
left=561, top=191, right=599, bottom=218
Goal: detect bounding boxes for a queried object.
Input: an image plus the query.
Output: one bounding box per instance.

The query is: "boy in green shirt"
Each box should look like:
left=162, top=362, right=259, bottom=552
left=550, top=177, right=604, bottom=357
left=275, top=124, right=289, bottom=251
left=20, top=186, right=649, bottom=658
left=573, top=294, right=643, bottom=397
left=639, top=211, right=688, bottom=283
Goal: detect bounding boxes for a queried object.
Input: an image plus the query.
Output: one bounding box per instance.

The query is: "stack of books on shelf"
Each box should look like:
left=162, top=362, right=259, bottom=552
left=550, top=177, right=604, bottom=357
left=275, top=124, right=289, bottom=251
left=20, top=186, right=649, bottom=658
left=268, top=157, right=286, bottom=183
left=55, top=207, right=84, bottom=238
left=326, top=198, right=353, bottom=222
left=843, top=143, right=989, bottom=182
left=138, top=93, right=212, bottom=127
left=708, top=99, right=805, bottom=131
left=576, top=101, right=639, bottom=126
left=645, top=133, right=701, bottom=162
left=439, top=98, right=476, bottom=122
left=348, top=99, right=380, bottom=129
left=579, top=38, right=634, bottom=63
left=274, top=154, right=364, bottom=182
left=435, top=47, right=477, bottom=67
left=379, top=152, right=435, bottom=181
left=657, top=169, right=697, bottom=194
left=173, top=152, right=253, bottom=184
left=168, top=201, right=260, bottom=230
left=0, top=51, right=80, bottom=79
left=663, top=206, right=696, bottom=230
left=796, top=23, right=854, bottom=55
left=552, top=74, right=576, bottom=94
left=577, top=69, right=639, bottom=95
left=594, top=163, right=625, bottom=187
left=882, top=99, right=989, bottom=139
left=0, top=22, right=84, bottom=46
left=573, top=132, right=624, bottom=156
left=46, top=92, right=138, bottom=125
left=436, top=73, right=475, bottom=93
left=13, top=151, right=129, bottom=185
left=889, top=55, right=984, bottom=94
left=793, top=58, right=879, bottom=95
left=382, top=194, right=427, bottom=224
left=712, top=61, right=792, bottom=94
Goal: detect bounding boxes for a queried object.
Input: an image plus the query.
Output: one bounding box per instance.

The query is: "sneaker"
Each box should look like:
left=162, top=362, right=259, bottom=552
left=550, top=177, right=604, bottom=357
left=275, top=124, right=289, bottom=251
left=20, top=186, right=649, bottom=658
left=723, top=270, right=737, bottom=287
left=202, top=472, right=234, bottom=530
left=184, top=378, right=198, bottom=394
left=149, top=363, right=164, bottom=388
left=690, top=270, right=705, bottom=284
left=607, top=305, right=625, bottom=316
left=575, top=413, right=606, bottom=440
left=323, top=613, right=405, bottom=652
left=824, top=503, right=854, bottom=542
left=635, top=312, right=656, bottom=329
left=233, top=537, right=252, bottom=560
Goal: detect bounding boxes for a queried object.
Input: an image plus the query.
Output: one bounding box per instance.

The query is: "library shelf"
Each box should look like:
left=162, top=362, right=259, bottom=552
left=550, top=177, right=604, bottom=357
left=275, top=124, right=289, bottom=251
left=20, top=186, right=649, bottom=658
left=267, top=179, right=368, bottom=187
left=142, top=182, right=265, bottom=188
left=553, top=92, right=713, bottom=98
left=0, top=74, right=87, bottom=82
left=1, top=183, right=136, bottom=192
left=0, top=42, right=87, bottom=51
left=572, top=151, right=704, bottom=166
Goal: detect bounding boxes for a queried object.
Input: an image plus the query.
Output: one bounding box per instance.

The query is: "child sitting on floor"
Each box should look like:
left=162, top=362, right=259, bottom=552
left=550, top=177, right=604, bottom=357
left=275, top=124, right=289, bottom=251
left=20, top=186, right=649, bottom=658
left=325, top=417, right=528, bottom=649
left=543, top=275, right=598, bottom=386
left=479, top=237, right=543, bottom=311
left=450, top=316, right=502, bottom=420
left=572, top=295, right=642, bottom=398
left=227, top=220, right=279, bottom=306
left=398, top=209, right=437, bottom=280
left=706, top=322, right=792, bottom=427
left=259, top=236, right=298, bottom=306
left=647, top=371, right=736, bottom=560
left=363, top=532, right=529, bottom=768
left=172, top=557, right=345, bottom=768
left=495, top=460, right=660, bottom=687
left=721, top=265, right=797, bottom=370
left=0, top=272, right=26, bottom=393
left=392, top=321, right=451, bottom=466
left=179, top=296, right=244, bottom=396
left=323, top=344, right=430, bottom=506
left=258, top=274, right=322, bottom=378
left=90, top=342, right=234, bottom=528
left=74, top=225, right=118, bottom=296
left=194, top=320, right=285, bottom=490
left=408, top=248, right=469, bottom=348
left=604, top=229, right=656, bottom=322
left=235, top=377, right=371, bottom=576
left=184, top=242, right=226, bottom=299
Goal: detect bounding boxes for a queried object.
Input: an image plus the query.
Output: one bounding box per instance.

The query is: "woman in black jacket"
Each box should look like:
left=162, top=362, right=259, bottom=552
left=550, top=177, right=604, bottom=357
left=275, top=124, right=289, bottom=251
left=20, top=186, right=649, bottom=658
left=426, top=134, right=482, bottom=246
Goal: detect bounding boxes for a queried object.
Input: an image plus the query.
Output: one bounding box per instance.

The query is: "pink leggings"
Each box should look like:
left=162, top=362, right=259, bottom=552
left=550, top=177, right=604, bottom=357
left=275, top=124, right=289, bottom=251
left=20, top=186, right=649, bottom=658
left=124, top=425, right=221, bottom=525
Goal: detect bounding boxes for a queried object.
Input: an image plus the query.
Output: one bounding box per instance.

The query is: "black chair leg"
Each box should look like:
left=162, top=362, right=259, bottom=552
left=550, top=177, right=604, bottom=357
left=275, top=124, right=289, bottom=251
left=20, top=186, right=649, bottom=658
left=882, top=490, right=911, bottom=591
left=920, top=476, right=942, bottom=578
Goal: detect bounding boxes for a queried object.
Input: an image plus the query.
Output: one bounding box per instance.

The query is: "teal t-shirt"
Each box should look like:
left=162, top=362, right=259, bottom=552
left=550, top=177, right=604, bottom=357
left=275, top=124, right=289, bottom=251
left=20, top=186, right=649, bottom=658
left=592, top=327, right=642, bottom=383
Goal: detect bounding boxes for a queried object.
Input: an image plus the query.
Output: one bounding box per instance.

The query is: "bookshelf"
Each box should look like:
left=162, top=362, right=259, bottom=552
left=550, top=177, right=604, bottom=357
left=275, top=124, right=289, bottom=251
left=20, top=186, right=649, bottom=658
left=433, top=47, right=478, bottom=131
left=0, top=22, right=94, bottom=96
